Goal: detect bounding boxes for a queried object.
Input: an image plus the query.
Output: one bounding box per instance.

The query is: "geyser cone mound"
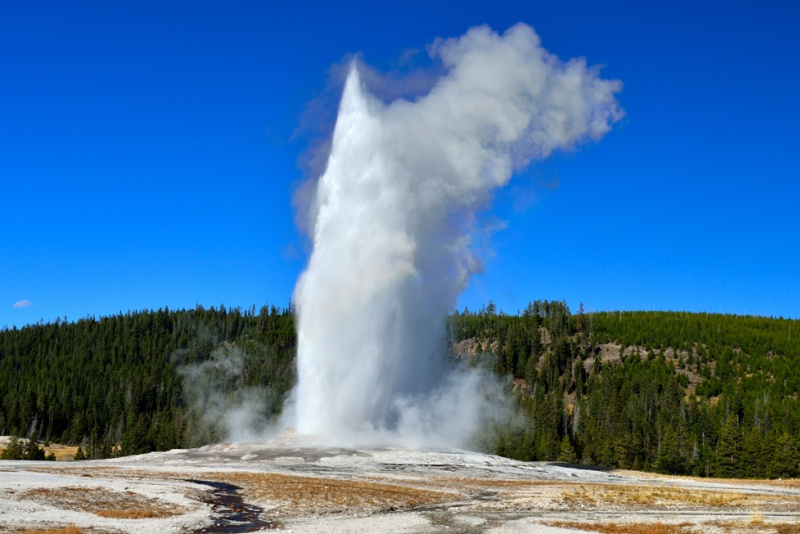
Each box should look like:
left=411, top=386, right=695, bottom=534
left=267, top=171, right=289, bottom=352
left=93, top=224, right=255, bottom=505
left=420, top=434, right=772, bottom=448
left=291, top=23, right=622, bottom=448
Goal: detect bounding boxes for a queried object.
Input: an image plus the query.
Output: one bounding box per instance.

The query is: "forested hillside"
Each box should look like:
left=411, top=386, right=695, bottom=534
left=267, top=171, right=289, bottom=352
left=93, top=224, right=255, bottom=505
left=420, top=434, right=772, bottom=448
left=451, top=302, right=800, bottom=478
left=2, top=302, right=799, bottom=478
left=0, top=305, right=295, bottom=458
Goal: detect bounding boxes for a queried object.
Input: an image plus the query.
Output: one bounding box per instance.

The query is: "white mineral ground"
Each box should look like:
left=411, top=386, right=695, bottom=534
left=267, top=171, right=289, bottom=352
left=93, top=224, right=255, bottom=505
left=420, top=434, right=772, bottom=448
left=2, top=435, right=800, bottom=533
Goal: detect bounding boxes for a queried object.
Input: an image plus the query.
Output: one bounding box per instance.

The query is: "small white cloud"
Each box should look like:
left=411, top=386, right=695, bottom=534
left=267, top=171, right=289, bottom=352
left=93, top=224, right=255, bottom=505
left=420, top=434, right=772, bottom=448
left=12, top=299, right=32, bottom=309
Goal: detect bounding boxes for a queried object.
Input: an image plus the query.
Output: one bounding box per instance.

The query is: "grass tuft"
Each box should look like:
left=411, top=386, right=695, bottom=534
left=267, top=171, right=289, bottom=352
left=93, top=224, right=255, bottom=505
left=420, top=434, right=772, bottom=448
left=204, top=471, right=457, bottom=515
left=21, top=486, right=181, bottom=518
left=16, top=528, right=83, bottom=534
left=95, top=509, right=160, bottom=519
left=559, top=483, right=750, bottom=509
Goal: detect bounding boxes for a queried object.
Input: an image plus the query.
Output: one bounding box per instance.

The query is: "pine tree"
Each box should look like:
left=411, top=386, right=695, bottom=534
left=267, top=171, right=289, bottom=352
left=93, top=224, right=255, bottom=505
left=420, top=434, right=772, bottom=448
left=23, top=431, right=46, bottom=461
left=767, top=432, right=800, bottom=479
left=558, top=435, right=578, bottom=463
left=713, top=414, right=742, bottom=478
left=0, top=436, right=24, bottom=460
left=657, top=424, right=682, bottom=474
left=740, top=427, right=765, bottom=478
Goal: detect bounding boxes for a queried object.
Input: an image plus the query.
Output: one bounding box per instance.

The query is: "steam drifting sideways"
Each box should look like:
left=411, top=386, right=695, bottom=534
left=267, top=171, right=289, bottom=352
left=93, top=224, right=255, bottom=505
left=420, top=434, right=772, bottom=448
left=291, top=23, right=622, bottom=447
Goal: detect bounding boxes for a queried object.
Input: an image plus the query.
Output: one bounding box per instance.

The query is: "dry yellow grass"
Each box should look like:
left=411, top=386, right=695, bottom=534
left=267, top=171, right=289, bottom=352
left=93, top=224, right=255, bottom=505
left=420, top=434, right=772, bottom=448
left=204, top=471, right=458, bottom=515
left=21, top=486, right=181, bottom=518
left=14, top=528, right=83, bottom=534
left=559, top=483, right=769, bottom=510
left=95, top=509, right=161, bottom=519
left=698, top=519, right=800, bottom=533
left=0, top=441, right=78, bottom=461
left=42, top=444, right=80, bottom=461
left=613, top=468, right=800, bottom=489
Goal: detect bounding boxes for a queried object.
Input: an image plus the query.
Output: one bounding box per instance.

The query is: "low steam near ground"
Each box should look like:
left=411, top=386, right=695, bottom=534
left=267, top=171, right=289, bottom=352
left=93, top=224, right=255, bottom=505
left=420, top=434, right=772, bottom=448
left=177, top=345, right=273, bottom=445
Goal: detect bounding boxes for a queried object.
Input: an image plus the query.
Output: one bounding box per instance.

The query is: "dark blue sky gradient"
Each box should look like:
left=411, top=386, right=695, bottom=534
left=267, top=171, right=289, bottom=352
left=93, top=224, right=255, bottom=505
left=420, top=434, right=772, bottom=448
left=2, top=1, right=799, bottom=327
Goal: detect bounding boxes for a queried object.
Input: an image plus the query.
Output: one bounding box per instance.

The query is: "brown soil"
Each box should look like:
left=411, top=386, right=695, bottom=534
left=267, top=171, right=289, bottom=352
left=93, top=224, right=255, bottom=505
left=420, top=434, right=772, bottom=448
left=19, top=486, right=182, bottom=518
left=202, top=471, right=458, bottom=515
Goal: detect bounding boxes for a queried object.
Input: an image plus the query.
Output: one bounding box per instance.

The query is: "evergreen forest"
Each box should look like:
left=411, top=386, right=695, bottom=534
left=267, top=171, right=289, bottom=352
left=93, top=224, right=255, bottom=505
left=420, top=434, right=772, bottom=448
left=0, top=305, right=296, bottom=457
left=1, top=302, right=799, bottom=479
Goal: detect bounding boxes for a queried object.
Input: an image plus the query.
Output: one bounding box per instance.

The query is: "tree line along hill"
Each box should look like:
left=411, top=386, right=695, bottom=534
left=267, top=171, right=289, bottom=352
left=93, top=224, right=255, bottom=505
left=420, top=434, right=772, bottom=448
left=1, top=302, right=798, bottom=479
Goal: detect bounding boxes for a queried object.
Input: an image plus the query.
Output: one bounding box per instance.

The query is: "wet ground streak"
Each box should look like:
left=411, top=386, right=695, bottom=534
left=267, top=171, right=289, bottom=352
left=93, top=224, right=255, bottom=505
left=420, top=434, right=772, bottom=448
left=188, top=479, right=279, bottom=532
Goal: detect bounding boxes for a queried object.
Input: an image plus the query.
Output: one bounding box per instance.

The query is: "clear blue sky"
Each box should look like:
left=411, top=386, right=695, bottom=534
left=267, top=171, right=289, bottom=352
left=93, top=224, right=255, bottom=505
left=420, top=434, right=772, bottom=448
left=2, top=1, right=798, bottom=328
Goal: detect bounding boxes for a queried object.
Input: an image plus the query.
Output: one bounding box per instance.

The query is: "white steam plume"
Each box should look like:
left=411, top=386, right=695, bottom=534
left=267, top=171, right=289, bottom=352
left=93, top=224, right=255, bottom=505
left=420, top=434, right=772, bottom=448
left=291, top=24, right=622, bottom=447
left=178, top=345, right=272, bottom=445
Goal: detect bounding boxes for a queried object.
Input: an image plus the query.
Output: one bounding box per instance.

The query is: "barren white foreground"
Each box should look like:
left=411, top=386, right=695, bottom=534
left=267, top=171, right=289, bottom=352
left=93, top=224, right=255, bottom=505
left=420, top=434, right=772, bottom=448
left=2, top=436, right=800, bottom=533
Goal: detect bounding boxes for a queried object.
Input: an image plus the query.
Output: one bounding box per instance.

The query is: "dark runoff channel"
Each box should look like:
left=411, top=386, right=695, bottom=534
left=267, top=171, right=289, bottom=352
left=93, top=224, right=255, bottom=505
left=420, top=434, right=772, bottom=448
left=187, top=479, right=279, bottom=532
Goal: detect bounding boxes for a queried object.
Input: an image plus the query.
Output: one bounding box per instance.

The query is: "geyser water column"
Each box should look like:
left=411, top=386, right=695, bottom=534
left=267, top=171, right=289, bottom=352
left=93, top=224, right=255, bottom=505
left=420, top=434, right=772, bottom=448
left=292, top=24, right=622, bottom=446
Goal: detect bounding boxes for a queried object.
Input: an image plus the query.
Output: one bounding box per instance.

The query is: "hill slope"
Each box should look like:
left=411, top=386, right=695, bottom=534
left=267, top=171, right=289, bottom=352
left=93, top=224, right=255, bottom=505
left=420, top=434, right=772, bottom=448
left=451, top=302, right=800, bottom=478
left=1, top=302, right=799, bottom=478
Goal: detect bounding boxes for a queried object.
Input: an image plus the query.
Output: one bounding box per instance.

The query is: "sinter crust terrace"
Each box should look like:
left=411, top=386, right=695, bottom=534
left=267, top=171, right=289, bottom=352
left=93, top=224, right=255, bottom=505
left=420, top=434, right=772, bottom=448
left=2, top=436, right=800, bottom=533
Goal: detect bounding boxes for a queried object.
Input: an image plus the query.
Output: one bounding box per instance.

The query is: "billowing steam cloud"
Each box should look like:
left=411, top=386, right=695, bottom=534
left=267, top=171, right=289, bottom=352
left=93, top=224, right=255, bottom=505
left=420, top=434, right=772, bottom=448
left=291, top=23, right=622, bottom=447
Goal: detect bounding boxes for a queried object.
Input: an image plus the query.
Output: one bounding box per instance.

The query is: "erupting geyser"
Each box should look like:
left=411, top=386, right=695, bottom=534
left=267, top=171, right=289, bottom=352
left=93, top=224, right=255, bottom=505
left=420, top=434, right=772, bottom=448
left=291, top=24, right=622, bottom=447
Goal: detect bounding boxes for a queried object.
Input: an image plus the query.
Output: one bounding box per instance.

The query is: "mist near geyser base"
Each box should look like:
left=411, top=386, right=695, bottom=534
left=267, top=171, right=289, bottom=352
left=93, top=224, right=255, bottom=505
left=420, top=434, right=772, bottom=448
left=286, top=23, right=622, bottom=449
